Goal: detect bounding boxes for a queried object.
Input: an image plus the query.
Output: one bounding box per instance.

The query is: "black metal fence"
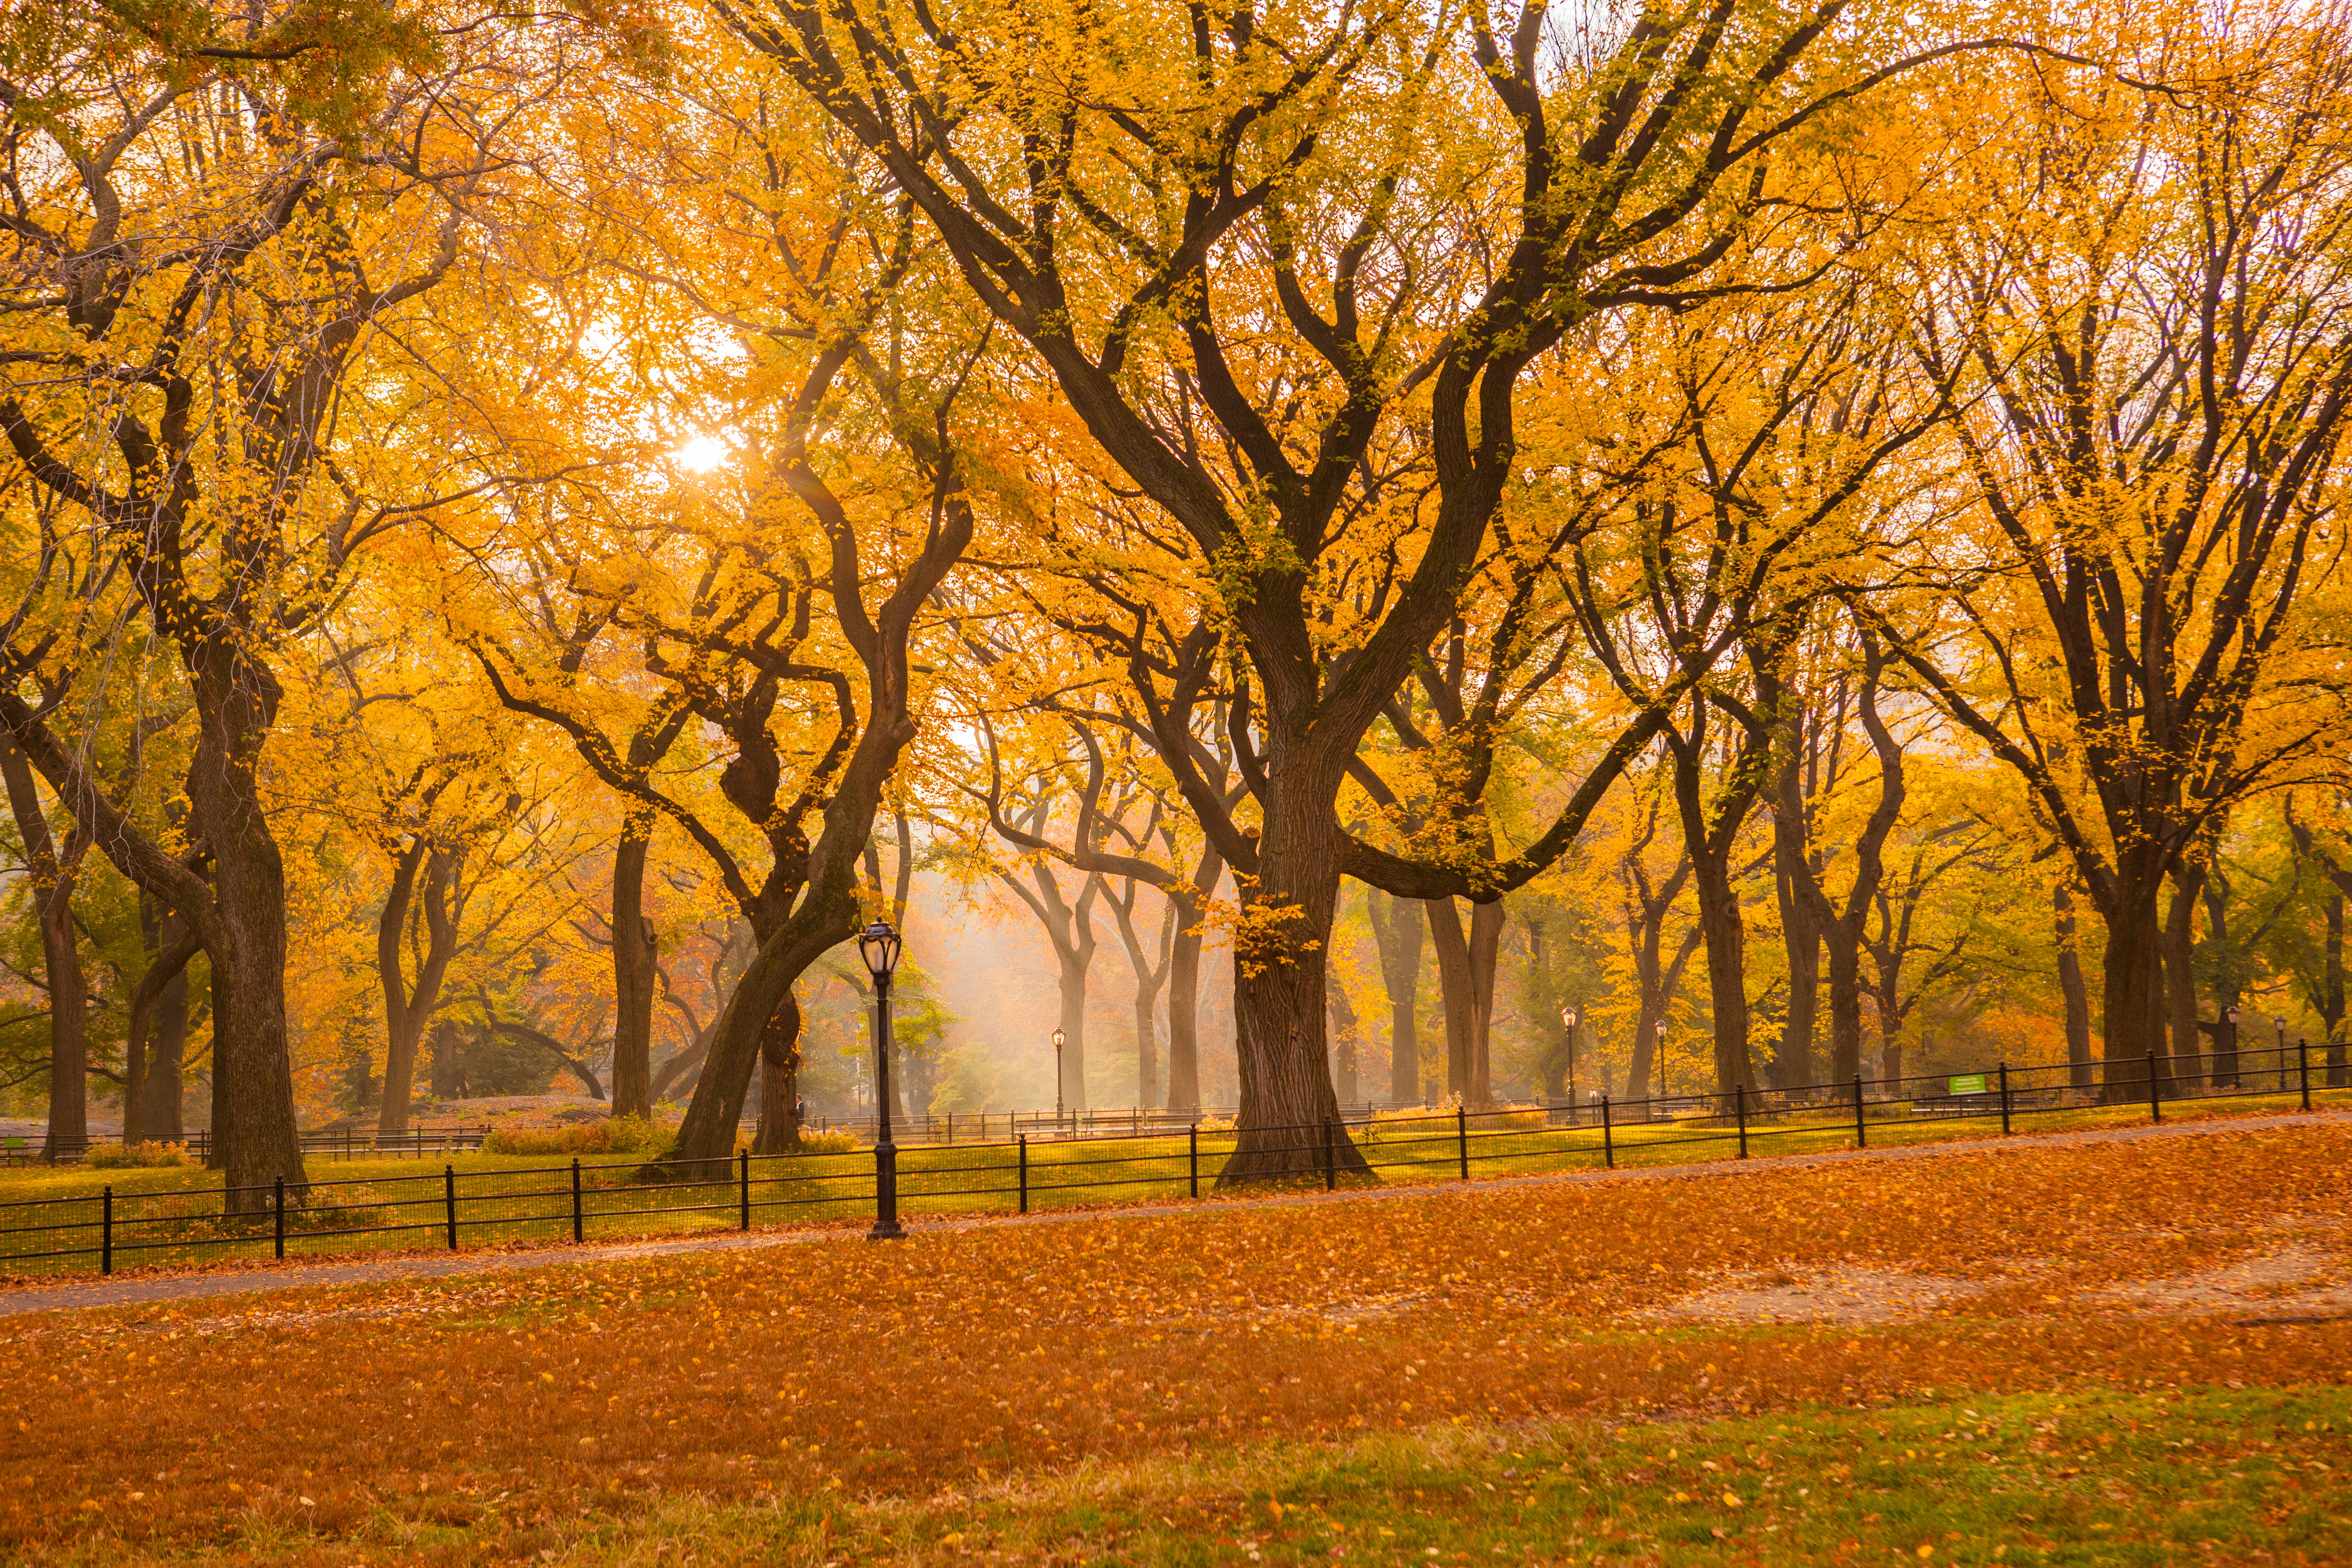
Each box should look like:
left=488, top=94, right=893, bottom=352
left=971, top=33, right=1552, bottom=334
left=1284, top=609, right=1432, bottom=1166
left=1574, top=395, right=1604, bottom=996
left=2, top=1040, right=2342, bottom=1280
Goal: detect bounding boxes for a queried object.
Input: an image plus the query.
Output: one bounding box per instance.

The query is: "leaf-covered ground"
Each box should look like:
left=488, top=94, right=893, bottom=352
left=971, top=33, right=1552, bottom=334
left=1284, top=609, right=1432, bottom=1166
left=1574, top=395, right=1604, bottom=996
left=6, top=1118, right=2350, bottom=1564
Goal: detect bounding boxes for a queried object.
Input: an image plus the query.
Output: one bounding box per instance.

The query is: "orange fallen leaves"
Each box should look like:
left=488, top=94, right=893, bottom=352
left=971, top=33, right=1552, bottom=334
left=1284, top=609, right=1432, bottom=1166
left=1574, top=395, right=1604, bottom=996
left=0, top=1122, right=2347, bottom=1554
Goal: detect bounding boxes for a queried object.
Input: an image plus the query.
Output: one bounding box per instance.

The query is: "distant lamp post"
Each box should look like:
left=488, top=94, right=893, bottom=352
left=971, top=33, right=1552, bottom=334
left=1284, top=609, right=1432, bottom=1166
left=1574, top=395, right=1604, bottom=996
left=1655, top=1018, right=1669, bottom=1099
left=2222, top=1002, right=2242, bottom=1090
left=1560, top=1006, right=1581, bottom=1112
left=857, top=918, right=905, bottom=1241
left=1052, top=1027, right=1067, bottom=1126
left=2277, top=1017, right=2289, bottom=1091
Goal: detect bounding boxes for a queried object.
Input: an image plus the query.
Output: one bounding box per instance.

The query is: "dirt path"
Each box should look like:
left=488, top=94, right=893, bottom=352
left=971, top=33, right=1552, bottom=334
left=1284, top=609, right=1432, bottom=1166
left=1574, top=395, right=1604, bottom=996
left=5, top=1104, right=2344, bottom=1319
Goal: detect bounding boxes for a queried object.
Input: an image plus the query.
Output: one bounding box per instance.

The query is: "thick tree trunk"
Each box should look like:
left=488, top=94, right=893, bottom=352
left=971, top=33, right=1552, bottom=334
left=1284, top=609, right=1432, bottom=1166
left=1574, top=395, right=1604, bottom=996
left=377, top=843, right=456, bottom=1137
left=2164, top=863, right=2205, bottom=1091
left=1822, top=921, right=1865, bottom=1085
left=1366, top=888, right=1425, bottom=1102
left=2097, top=889, right=2166, bottom=1104
left=1134, top=980, right=1162, bottom=1110
left=151, top=947, right=190, bottom=1142
left=610, top=817, right=660, bottom=1119
left=1057, top=946, right=1090, bottom=1112
left=1163, top=844, right=1221, bottom=1111
left=188, top=660, right=307, bottom=1210
left=1424, top=898, right=1504, bottom=1106
left=2055, top=880, right=2096, bottom=1090
left=429, top=1018, right=467, bottom=1098
left=125, top=910, right=199, bottom=1145
left=751, top=988, right=802, bottom=1155
left=1327, top=973, right=1359, bottom=1104
left=1690, top=867, right=1758, bottom=1095
left=1, top=743, right=90, bottom=1163
left=1221, top=776, right=1364, bottom=1183
left=1772, top=761, right=1819, bottom=1091
left=2326, top=889, right=2347, bottom=1087
left=1426, top=898, right=1475, bottom=1101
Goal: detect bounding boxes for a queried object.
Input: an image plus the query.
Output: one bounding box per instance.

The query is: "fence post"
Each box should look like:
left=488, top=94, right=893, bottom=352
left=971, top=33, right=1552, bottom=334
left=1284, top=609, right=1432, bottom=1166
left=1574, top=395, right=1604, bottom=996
left=1999, top=1063, right=2013, bottom=1136
left=444, top=1164, right=458, bottom=1248
left=1188, top=1123, right=1199, bottom=1199
left=273, top=1176, right=286, bottom=1260
left=415, top=1126, right=422, bottom=1161
left=101, top=1185, right=112, bottom=1276
left=2299, top=1038, right=2313, bottom=1111
left=1735, top=1083, right=1749, bottom=1158
left=740, top=1148, right=752, bottom=1230
left=1323, top=1120, right=1336, bottom=1191
left=1457, top=1106, right=1470, bottom=1181
left=1601, top=1096, right=1614, bottom=1169
left=571, top=1158, right=584, bottom=1243
left=1854, top=1076, right=1867, bottom=1150
left=1018, top=1135, right=1029, bottom=1214
left=2146, top=1051, right=2162, bottom=1124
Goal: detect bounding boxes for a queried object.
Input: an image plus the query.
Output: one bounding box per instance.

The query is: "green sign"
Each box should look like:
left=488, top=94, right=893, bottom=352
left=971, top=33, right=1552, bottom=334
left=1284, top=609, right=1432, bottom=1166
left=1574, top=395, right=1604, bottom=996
left=1949, top=1074, right=1989, bottom=1095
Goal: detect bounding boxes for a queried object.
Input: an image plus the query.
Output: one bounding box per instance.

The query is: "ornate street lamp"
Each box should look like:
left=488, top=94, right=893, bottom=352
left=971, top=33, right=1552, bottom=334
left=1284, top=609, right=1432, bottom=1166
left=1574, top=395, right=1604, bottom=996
left=857, top=918, right=905, bottom=1241
left=1052, top=1027, right=1066, bottom=1127
left=1655, top=1017, right=1669, bottom=1100
left=1560, top=1005, right=1580, bottom=1114
left=2222, top=1002, right=2242, bottom=1091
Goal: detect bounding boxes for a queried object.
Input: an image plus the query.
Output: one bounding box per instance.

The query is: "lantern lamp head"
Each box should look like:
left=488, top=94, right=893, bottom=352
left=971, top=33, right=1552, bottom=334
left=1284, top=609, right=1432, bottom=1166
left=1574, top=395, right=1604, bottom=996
left=857, top=919, right=901, bottom=983
left=1052, top=1028, right=1065, bottom=1049
left=2224, top=1003, right=2240, bottom=1024
left=1654, top=1019, right=1667, bottom=1038
left=1561, top=1006, right=1579, bottom=1028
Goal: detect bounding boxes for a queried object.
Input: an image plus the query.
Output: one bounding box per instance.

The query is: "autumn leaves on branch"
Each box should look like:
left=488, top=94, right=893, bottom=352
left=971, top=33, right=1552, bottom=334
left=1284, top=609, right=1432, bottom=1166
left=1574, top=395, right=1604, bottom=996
left=2, top=0, right=2349, bottom=1193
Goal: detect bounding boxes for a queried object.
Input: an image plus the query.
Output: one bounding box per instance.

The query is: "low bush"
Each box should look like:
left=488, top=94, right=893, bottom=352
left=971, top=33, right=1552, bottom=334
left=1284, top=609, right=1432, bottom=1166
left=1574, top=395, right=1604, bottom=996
left=84, top=1141, right=195, bottom=1169
left=790, top=1127, right=863, bottom=1154
left=482, top=1115, right=673, bottom=1158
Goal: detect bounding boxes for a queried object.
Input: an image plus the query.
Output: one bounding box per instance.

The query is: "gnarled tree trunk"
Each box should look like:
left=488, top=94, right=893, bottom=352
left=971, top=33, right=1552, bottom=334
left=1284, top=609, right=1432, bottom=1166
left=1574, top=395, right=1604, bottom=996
left=610, top=815, right=660, bottom=1119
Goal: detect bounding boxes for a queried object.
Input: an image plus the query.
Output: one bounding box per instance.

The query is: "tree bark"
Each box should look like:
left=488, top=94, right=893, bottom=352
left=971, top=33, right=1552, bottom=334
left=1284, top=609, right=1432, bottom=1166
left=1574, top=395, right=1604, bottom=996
left=2164, top=861, right=2205, bottom=1091
left=751, top=988, right=802, bottom=1155
left=610, top=815, right=660, bottom=1119
left=187, top=656, right=307, bottom=1209
left=1163, top=842, right=1222, bottom=1112
left=125, top=914, right=201, bottom=1145
left=1365, top=888, right=1425, bottom=1102
left=1222, top=771, right=1365, bottom=1183
left=1, top=743, right=89, bottom=1162
left=1771, top=747, right=1820, bottom=1090
left=2055, top=879, right=2096, bottom=1090
left=1327, top=971, right=1360, bottom=1104
left=2097, top=875, right=2167, bottom=1103
left=1426, top=898, right=1475, bottom=1102
left=377, top=841, right=458, bottom=1136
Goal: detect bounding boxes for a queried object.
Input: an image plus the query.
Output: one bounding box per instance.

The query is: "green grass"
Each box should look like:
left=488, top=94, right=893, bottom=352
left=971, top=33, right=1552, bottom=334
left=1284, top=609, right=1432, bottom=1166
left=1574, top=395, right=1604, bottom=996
left=34, top=1383, right=2351, bottom=1565
left=4, top=1083, right=2346, bottom=1280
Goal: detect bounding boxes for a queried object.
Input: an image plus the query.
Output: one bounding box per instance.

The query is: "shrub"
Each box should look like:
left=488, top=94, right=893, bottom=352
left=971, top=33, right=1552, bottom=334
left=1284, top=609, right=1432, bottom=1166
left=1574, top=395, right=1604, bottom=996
left=792, top=1127, right=863, bottom=1154
left=84, top=1141, right=194, bottom=1169
left=483, top=1115, right=673, bottom=1158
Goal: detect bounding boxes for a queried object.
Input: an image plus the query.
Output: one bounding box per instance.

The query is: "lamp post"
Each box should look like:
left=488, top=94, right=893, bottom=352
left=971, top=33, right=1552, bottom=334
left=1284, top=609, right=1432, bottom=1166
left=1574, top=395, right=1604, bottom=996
left=1655, top=1018, right=1669, bottom=1100
left=857, top=918, right=905, bottom=1241
left=2222, top=1002, right=2241, bottom=1090
left=1560, top=1005, right=1580, bottom=1116
left=2277, top=1017, right=2289, bottom=1092
left=1052, top=1027, right=1066, bottom=1130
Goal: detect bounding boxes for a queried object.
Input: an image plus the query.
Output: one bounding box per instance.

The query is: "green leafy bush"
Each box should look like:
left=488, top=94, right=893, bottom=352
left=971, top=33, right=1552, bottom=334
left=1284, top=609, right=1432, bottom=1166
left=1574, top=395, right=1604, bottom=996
left=792, top=1127, right=863, bottom=1154
left=84, top=1141, right=195, bottom=1168
left=482, top=1115, right=673, bottom=1158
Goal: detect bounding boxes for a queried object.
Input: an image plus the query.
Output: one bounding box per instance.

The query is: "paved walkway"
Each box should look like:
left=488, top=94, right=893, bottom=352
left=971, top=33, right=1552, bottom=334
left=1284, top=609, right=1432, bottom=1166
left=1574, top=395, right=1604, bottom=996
left=4, top=1105, right=2344, bottom=1319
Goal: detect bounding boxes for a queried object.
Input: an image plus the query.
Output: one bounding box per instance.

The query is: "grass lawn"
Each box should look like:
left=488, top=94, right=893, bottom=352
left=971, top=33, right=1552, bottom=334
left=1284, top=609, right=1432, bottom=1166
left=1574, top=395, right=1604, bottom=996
left=5, top=1085, right=2347, bottom=1280
left=4, top=1114, right=2350, bottom=1563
